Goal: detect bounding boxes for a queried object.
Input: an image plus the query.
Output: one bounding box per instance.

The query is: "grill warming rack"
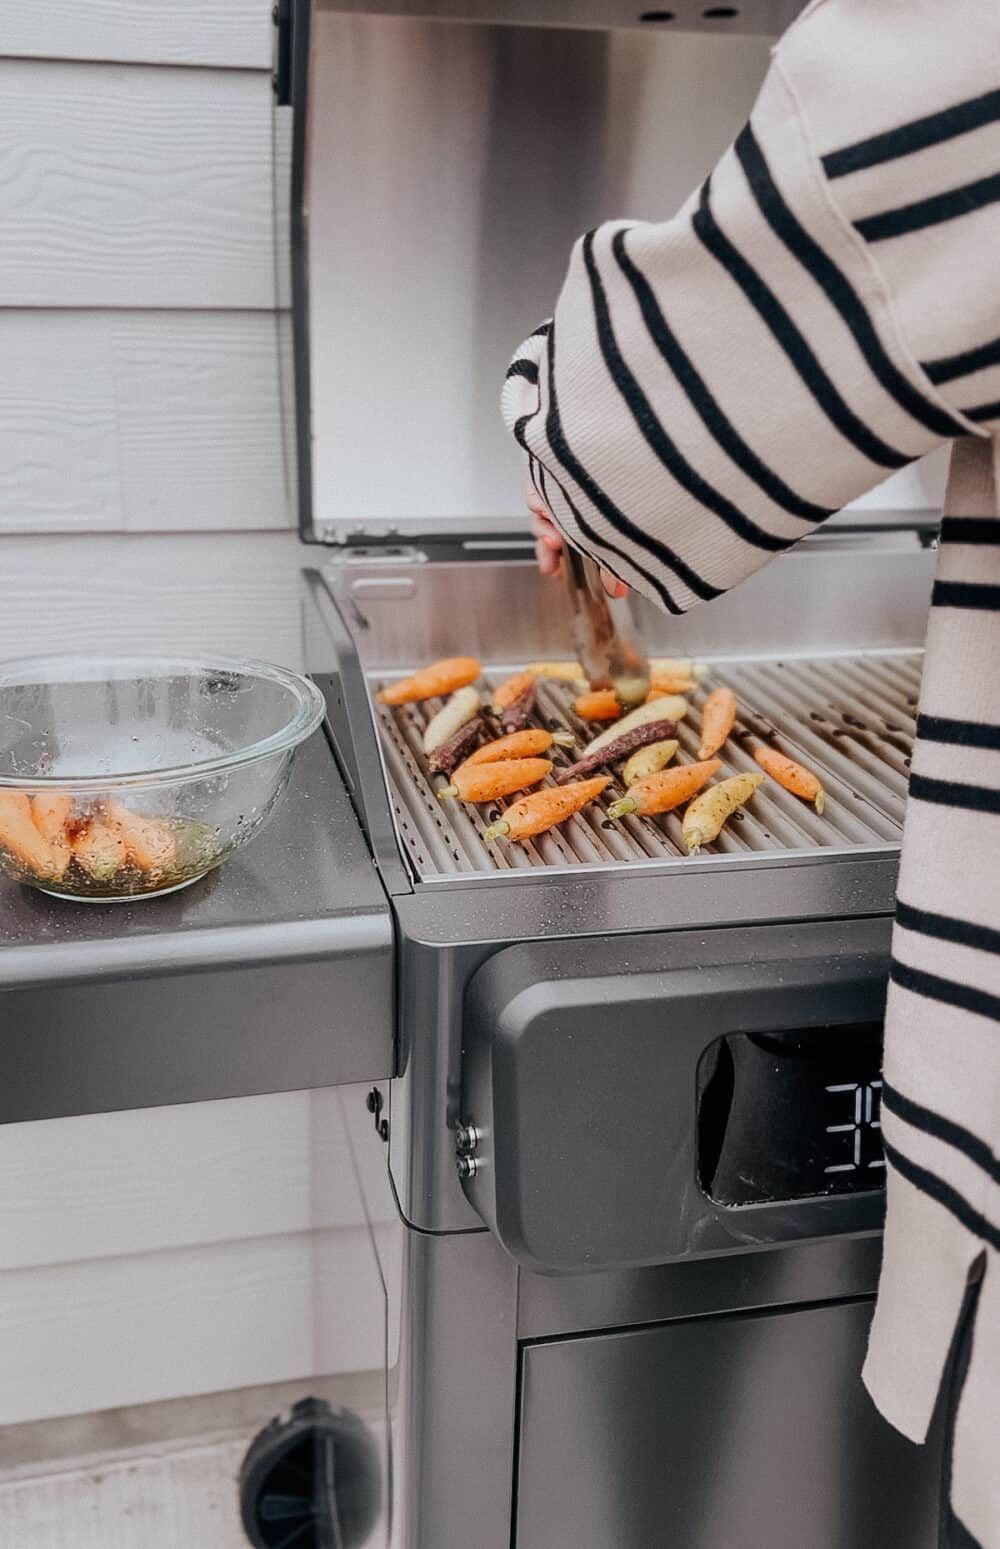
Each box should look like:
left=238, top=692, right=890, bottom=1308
left=371, top=652, right=921, bottom=882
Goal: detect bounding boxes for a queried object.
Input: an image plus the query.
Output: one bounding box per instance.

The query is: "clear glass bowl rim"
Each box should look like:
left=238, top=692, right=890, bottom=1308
left=0, top=653, right=327, bottom=791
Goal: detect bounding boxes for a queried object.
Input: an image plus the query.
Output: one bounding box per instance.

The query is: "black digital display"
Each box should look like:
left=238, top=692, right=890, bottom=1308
left=696, top=1023, right=886, bottom=1206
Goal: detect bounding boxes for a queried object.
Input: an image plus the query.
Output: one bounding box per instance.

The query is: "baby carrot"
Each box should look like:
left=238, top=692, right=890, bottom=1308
left=645, top=674, right=694, bottom=700
left=574, top=688, right=621, bottom=721
left=698, top=687, right=737, bottom=759
left=484, top=777, right=611, bottom=842
left=460, top=728, right=573, bottom=768
left=439, top=757, right=552, bottom=803
left=73, top=819, right=127, bottom=882
left=0, top=791, right=59, bottom=877
left=377, top=657, right=481, bottom=706
left=683, top=772, right=763, bottom=854
left=30, top=792, right=73, bottom=878
left=491, top=672, right=536, bottom=713
left=650, top=657, right=708, bottom=680
left=752, top=745, right=826, bottom=813
left=622, top=739, right=678, bottom=786
left=609, top=759, right=721, bottom=819
left=525, top=660, right=587, bottom=684
left=107, top=800, right=177, bottom=872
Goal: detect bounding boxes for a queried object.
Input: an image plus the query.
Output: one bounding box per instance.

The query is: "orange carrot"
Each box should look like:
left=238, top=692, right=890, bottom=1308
left=377, top=657, right=481, bottom=706
left=73, top=819, right=127, bottom=882
left=645, top=673, right=694, bottom=700
left=439, top=757, right=552, bottom=803
left=107, top=800, right=177, bottom=872
left=0, top=791, right=58, bottom=876
left=608, top=759, right=722, bottom=819
left=573, top=688, right=621, bottom=721
left=491, top=671, right=536, bottom=713
left=753, top=745, right=826, bottom=813
left=30, top=792, right=74, bottom=877
left=699, top=687, right=737, bottom=759
left=484, top=777, right=611, bottom=842
left=460, top=729, right=573, bottom=768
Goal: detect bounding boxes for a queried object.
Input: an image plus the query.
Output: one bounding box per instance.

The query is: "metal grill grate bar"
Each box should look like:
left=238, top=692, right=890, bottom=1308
left=371, top=651, right=920, bottom=880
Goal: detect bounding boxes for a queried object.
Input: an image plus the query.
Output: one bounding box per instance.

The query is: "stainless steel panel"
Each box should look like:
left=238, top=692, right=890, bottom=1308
left=319, top=0, right=803, bottom=36
left=0, top=733, right=394, bottom=1122
left=516, top=1300, right=940, bottom=1549
left=304, top=13, right=773, bottom=536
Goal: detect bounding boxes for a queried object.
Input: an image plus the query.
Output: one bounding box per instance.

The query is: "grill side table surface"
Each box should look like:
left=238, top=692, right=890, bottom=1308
left=0, top=731, right=394, bottom=1123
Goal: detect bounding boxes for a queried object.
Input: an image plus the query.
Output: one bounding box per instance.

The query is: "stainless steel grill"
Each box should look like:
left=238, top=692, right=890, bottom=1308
left=372, top=651, right=920, bottom=881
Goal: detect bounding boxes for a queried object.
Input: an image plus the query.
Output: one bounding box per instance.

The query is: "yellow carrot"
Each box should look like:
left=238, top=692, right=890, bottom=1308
left=107, top=800, right=177, bottom=872
left=683, top=772, right=763, bottom=854
left=0, top=791, right=58, bottom=877
left=73, top=819, right=127, bottom=881
left=377, top=657, right=481, bottom=706
left=753, top=745, right=826, bottom=813
left=484, top=777, right=611, bottom=842
left=460, top=729, right=572, bottom=768
left=491, top=671, right=536, bottom=713
left=30, top=791, right=73, bottom=878
left=439, top=757, right=552, bottom=803
left=650, top=657, right=707, bottom=680
left=573, top=688, right=621, bottom=721
left=609, top=759, right=721, bottom=819
left=622, top=739, right=679, bottom=786
left=698, top=686, right=737, bottom=759
left=525, top=660, right=587, bottom=684
left=645, top=674, right=694, bottom=700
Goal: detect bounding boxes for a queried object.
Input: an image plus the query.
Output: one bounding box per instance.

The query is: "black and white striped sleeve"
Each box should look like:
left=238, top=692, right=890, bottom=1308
left=501, top=0, right=997, bottom=613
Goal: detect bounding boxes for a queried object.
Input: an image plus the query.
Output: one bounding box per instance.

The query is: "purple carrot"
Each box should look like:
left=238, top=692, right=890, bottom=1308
left=427, top=716, right=484, bottom=775
left=555, top=719, right=678, bottom=783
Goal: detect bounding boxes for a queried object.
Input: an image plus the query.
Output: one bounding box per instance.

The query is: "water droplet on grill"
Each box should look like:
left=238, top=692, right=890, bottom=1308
left=601, top=819, right=615, bottom=830
left=487, top=808, right=501, bottom=824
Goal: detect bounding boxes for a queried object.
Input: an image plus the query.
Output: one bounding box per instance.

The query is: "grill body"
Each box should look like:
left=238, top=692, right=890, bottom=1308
left=304, top=531, right=945, bottom=1548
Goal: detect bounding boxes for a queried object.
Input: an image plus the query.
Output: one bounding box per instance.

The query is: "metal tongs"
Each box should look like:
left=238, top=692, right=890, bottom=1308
left=562, top=547, right=650, bottom=708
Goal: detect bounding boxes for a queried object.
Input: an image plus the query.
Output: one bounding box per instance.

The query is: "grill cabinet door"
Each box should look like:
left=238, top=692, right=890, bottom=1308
left=515, top=1298, right=939, bottom=1549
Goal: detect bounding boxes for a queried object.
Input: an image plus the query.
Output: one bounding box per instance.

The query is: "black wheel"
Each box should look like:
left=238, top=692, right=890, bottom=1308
left=239, top=1397, right=381, bottom=1549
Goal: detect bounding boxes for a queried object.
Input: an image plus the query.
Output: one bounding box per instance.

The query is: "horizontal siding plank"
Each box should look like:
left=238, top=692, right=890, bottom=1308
left=0, top=60, right=277, bottom=308
left=2, top=0, right=273, bottom=70
left=0, top=311, right=291, bottom=533
left=0, top=1227, right=383, bottom=1425
left=0, top=531, right=307, bottom=666
left=0, top=1090, right=380, bottom=1272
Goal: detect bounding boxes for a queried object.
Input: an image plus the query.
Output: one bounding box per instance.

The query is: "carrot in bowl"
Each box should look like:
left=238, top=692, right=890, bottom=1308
left=439, top=757, right=552, bottom=804
left=0, top=791, right=59, bottom=877
left=698, top=687, right=737, bottom=759
left=460, top=728, right=573, bottom=768
left=30, top=791, right=73, bottom=878
left=107, top=800, right=177, bottom=872
left=484, top=776, right=611, bottom=842
left=377, top=657, right=481, bottom=706
left=73, top=819, right=127, bottom=882
left=608, top=759, right=721, bottom=819
left=752, top=745, right=826, bottom=813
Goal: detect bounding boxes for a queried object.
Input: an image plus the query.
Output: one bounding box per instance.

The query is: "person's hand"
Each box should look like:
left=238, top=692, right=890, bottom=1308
left=526, top=479, right=629, bottom=598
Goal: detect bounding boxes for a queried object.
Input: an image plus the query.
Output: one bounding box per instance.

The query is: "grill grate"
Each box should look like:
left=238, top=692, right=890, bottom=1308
left=371, top=652, right=920, bottom=881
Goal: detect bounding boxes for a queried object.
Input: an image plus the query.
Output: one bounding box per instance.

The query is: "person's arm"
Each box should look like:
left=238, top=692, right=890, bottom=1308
left=502, top=0, right=998, bottom=612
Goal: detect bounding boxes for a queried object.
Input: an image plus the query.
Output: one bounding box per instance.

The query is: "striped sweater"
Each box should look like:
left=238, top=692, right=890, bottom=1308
left=501, top=1, right=1000, bottom=1542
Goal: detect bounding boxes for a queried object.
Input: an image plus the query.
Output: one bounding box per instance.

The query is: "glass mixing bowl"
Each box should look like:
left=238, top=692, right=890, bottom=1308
left=0, top=654, right=326, bottom=902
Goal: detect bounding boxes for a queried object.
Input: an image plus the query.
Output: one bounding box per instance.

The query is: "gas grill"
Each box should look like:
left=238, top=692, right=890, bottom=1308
left=277, top=0, right=948, bottom=1543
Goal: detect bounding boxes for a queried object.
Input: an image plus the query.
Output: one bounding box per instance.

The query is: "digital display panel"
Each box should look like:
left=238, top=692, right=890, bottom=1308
left=696, top=1023, right=886, bottom=1206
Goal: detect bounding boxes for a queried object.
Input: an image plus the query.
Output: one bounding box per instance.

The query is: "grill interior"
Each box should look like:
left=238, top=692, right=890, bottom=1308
left=371, top=652, right=921, bottom=881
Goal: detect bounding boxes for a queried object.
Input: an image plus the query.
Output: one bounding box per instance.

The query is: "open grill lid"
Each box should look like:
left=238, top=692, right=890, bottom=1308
left=275, top=0, right=812, bottom=549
